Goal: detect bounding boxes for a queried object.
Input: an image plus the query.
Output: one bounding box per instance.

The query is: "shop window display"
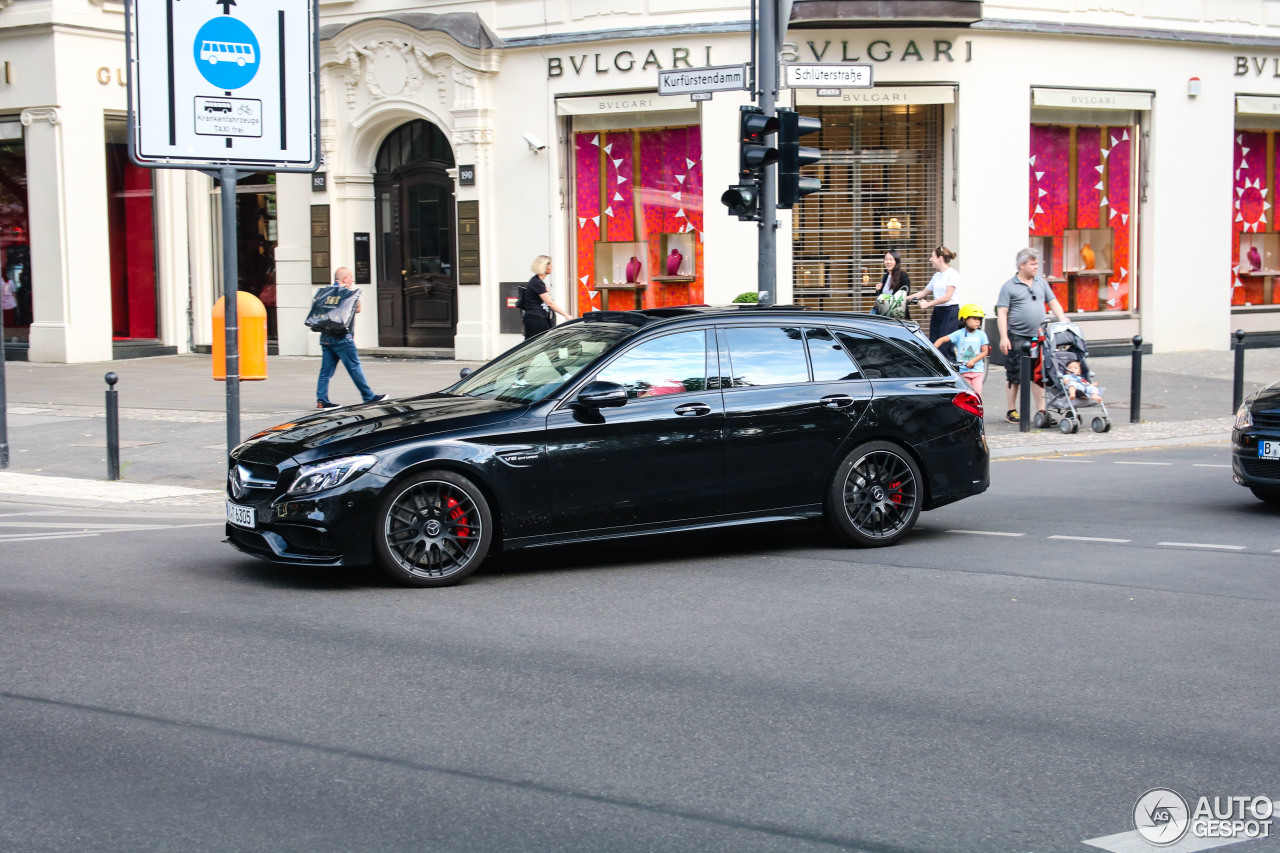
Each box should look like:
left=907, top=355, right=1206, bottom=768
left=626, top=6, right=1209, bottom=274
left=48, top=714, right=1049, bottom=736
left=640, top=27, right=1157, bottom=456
left=106, top=119, right=158, bottom=340
left=574, top=126, right=703, bottom=314
left=1232, top=130, right=1280, bottom=307
left=0, top=135, right=30, bottom=346
left=1029, top=124, right=1136, bottom=313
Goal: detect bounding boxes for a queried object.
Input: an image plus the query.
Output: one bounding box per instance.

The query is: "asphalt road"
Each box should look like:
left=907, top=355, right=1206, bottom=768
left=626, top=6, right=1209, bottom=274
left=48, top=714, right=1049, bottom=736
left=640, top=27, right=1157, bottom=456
left=1, top=444, right=1278, bottom=853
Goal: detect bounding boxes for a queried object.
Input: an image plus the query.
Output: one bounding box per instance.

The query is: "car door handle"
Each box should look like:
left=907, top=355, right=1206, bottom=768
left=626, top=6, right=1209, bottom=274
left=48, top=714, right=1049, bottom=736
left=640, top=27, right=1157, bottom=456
left=820, top=394, right=855, bottom=409
left=674, top=402, right=712, bottom=417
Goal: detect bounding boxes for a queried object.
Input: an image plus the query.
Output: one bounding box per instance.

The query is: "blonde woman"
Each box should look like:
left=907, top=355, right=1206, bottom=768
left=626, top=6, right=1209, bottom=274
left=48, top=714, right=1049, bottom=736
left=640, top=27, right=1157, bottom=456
left=520, top=255, right=572, bottom=339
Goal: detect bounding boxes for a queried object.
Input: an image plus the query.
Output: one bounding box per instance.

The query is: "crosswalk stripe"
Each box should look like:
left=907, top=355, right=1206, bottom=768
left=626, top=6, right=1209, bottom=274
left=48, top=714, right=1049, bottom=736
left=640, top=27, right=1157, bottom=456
left=1048, top=535, right=1131, bottom=544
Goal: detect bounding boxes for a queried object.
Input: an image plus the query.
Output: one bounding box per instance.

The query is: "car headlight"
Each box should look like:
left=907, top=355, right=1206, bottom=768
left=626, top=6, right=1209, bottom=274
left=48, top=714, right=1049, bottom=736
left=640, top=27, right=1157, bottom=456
left=1235, top=404, right=1253, bottom=430
left=287, top=455, right=377, bottom=496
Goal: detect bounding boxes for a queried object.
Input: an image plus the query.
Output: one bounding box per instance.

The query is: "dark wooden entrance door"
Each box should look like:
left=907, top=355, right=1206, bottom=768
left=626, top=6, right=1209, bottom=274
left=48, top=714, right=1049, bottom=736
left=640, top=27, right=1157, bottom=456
left=375, top=169, right=457, bottom=348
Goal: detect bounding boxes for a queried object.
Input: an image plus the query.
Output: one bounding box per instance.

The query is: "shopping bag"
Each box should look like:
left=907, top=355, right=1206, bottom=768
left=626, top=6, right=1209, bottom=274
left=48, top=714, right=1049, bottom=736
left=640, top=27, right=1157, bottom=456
left=305, top=285, right=360, bottom=336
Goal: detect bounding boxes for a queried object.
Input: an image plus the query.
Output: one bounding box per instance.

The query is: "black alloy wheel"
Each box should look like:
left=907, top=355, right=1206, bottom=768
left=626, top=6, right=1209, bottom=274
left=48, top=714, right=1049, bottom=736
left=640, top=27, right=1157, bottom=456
left=374, top=470, right=493, bottom=587
left=826, top=441, right=923, bottom=547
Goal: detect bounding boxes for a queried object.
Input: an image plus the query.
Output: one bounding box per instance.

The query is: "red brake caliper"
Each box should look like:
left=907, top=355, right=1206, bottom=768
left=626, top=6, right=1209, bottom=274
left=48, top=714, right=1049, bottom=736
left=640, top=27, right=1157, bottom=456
left=889, top=481, right=902, bottom=505
left=447, top=497, right=469, bottom=538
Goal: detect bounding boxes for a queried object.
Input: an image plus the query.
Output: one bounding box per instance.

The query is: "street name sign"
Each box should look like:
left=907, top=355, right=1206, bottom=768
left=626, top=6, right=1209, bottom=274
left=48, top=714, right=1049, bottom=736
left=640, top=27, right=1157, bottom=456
left=127, top=0, right=320, bottom=170
left=784, top=63, right=873, bottom=89
left=658, top=64, right=749, bottom=96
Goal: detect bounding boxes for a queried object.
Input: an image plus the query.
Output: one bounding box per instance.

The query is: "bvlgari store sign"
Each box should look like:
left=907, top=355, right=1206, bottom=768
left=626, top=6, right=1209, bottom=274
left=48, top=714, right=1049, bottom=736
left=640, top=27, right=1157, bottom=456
left=795, top=84, right=955, bottom=106
left=556, top=93, right=694, bottom=115
left=1032, top=87, right=1153, bottom=111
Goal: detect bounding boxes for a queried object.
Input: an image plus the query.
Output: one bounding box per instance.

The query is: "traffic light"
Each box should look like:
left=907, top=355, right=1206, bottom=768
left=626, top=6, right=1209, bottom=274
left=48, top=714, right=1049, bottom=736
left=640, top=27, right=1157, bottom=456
left=738, top=105, right=779, bottom=180
left=722, top=106, right=778, bottom=221
left=777, top=108, right=822, bottom=209
left=721, top=183, right=760, bottom=220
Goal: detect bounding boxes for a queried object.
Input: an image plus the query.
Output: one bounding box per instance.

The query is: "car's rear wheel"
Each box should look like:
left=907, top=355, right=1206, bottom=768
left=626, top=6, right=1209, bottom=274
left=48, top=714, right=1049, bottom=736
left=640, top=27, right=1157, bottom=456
left=826, top=441, right=922, bottom=547
left=374, top=470, right=493, bottom=587
left=1250, top=486, right=1280, bottom=505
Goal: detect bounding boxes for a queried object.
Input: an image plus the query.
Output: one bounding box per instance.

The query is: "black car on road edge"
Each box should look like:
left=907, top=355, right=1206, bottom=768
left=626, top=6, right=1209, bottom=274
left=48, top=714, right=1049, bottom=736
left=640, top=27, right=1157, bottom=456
left=1233, top=379, right=1280, bottom=503
left=225, top=307, right=990, bottom=586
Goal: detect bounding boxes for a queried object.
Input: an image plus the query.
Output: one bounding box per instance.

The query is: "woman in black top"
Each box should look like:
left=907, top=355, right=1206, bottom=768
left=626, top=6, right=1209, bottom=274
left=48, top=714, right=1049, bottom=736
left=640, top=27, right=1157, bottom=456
left=521, top=255, right=572, bottom=339
left=871, top=249, right=911, bottom=318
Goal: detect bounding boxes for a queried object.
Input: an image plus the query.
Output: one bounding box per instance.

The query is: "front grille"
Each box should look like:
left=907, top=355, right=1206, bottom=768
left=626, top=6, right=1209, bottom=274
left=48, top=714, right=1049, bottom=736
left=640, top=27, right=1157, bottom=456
left=1252, top=410, right=1280, bottom=430
left=228, top=462, right=279, bottom=500
left=1240, top=456, right=1280, bottom=481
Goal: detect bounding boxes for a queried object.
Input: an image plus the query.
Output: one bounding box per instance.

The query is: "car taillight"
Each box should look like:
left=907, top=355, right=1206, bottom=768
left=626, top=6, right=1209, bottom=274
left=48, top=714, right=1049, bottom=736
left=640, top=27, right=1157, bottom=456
left=952, top=391, right=983, bottom=417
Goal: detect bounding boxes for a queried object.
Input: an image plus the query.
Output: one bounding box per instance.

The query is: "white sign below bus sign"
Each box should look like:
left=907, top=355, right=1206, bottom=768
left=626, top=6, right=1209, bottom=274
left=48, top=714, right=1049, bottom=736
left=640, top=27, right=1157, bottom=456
left=658, top=64, right=749, bottom=96
left=784, top=63, right=873, bottom=89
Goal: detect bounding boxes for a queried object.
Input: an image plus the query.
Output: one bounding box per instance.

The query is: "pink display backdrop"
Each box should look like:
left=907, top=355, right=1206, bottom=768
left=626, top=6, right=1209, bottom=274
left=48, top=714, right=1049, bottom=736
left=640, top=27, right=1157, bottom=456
left=1028, top=123, right=1134, bottom=312
left=575, top=133, right=603, bottom=311
left=1233, top=130, right=1270, bottom=306
left=573, top=126, right=703, bottom=314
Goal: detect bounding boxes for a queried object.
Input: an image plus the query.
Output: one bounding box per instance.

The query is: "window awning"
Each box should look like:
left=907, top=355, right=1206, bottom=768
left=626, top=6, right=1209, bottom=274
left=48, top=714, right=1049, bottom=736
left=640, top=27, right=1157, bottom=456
left=1032, top=88, right=1152, bottom=111
left=795, top=85, right=955, bottom=107
left=556, top=93, right=693, bottom=116
left=1236, top=96, right=1280, bottom=117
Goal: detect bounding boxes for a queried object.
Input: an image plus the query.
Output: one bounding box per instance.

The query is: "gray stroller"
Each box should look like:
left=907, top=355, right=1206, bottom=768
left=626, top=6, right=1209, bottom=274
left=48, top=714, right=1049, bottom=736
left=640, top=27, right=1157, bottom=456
left=1032, top=321, right=1112, bottom=434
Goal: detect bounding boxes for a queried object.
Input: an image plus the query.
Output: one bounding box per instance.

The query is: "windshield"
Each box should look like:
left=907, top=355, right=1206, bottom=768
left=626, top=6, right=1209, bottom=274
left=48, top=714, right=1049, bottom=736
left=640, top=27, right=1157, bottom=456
left=450, top=323, right=638, bottom=404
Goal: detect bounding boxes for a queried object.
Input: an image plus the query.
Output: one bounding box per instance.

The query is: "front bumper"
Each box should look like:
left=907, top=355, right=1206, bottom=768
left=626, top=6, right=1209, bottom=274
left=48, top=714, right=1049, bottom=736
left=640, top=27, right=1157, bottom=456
left=1231, top=428, right=1280, bottom=489
left=224, top=472, right=389, bottom=566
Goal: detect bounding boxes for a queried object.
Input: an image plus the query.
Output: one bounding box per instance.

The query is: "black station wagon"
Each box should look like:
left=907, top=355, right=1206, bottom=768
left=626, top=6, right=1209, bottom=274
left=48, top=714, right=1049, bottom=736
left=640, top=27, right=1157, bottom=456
left=225, top=307, right=990, bottom=586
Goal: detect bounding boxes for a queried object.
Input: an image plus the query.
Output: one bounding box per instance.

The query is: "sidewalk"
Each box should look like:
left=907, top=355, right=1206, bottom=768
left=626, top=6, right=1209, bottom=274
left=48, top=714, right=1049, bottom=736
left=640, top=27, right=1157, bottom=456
left=1, top=348, right=1274, bottom=505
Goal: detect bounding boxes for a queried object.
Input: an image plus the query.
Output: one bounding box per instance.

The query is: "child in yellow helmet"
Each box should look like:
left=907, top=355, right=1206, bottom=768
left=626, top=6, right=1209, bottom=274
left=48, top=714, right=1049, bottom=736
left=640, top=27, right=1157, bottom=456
left=935, top=304, right=991, bottom=400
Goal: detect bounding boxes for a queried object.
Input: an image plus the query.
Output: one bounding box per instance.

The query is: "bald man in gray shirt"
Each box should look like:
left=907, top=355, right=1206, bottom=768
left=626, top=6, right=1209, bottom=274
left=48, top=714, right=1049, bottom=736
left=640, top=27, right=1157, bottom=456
left=995, top=248, right=1067, bottom=424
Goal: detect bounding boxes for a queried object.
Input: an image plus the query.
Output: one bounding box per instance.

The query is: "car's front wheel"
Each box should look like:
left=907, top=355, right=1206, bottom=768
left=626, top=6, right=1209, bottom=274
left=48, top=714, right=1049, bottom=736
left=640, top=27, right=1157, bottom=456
left=374, top=470, right=493, bottom=587
left=826, top=441, right=923, bottom=547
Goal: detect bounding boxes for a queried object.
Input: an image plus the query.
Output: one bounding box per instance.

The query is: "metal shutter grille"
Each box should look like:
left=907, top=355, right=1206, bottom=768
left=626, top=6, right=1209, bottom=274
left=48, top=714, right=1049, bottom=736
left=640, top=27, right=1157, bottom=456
left=792, top=104, right=944, bottom=334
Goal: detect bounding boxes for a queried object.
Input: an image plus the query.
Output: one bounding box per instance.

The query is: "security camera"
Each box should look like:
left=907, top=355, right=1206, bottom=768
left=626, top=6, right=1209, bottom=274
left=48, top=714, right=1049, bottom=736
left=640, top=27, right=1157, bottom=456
left=522, top=132, right=547, bottom=152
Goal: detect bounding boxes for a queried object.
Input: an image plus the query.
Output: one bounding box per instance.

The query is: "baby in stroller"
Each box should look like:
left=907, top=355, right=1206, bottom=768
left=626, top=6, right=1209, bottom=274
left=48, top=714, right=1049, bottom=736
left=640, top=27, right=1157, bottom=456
left=1061, top=359, right=1102, bottom=403
left=1036, top=321, right=1112, bottom=434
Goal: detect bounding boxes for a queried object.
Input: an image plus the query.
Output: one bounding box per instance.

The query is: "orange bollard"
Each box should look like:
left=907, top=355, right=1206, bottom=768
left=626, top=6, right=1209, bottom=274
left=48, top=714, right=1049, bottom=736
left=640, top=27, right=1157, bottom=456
left=212, top=291, right=268, bottom=381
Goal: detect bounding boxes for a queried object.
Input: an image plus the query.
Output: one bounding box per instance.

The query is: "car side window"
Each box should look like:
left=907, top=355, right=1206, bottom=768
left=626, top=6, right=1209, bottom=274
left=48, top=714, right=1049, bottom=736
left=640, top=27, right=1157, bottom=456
left=835, top=331, right=940, bottom=379
left=596, top=330, right=708, bottom=399
left=721, top=326, right=810, bottom=387
left=806, top=328, right=863, bottom=381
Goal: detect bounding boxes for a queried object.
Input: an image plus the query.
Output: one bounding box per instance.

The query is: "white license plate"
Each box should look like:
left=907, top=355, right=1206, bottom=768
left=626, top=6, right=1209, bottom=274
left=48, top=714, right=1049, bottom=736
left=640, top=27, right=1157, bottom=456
left=1259, top=440, right=1280, bottom=460
left=226, top=501, right=256, bottom=529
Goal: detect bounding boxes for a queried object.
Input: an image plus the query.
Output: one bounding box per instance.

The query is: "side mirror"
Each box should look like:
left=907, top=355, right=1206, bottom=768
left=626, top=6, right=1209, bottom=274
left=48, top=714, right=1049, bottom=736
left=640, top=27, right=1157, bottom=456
left=459, top=367, right=473, bottom=379
left=574, top=380, right=627, bottom=409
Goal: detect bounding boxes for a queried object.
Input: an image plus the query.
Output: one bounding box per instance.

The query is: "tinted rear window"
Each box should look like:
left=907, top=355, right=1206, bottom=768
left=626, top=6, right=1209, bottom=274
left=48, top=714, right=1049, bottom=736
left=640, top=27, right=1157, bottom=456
left=806, top=328, right=862, bottom=381
left=835, top=331, right=947, bottom=379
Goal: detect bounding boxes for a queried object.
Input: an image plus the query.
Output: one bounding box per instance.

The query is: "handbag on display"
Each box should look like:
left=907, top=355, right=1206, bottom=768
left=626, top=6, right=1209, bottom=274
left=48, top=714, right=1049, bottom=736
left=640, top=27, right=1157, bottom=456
left=305, top=285, right=361, bottom=336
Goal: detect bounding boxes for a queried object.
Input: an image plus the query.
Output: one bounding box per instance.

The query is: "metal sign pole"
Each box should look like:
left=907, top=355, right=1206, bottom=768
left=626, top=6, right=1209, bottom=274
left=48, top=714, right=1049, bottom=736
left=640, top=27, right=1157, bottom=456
left=221, top=166, right=240, bottom=454
left=757, top=0, right=778, bottom=306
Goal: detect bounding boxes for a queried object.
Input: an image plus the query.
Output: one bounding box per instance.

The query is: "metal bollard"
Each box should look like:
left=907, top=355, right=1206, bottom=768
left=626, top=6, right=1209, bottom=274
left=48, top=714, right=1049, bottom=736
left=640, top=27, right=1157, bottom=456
left=1020, top=341, right=1033, bottom=434
left=1233, top=329, right=1246, bottom=414
left=105, top=372, right=120, bottom=481
left=1129, top=335, right=1143, bottom=424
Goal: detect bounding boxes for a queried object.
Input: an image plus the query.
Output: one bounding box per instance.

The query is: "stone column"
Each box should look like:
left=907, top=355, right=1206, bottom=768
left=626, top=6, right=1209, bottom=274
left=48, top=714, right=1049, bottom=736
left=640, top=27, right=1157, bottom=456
left=22, top=106, right=114, bottom=363
left=451, top=117, right=495, bottom=362
left=273, top=171, right=313, bottom=356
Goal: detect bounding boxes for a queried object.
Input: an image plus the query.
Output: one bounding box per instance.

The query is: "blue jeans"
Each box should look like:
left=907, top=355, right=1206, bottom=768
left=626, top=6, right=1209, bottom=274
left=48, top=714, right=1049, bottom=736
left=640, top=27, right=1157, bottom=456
left=317, top=335, right=375, bottom=404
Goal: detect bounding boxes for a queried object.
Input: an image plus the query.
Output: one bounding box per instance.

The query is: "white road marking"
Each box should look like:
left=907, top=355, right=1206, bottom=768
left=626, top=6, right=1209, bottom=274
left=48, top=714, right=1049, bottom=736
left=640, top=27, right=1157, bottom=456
left=1036, top=458, right=1096, bottom=463
left=0, top=522, right=221, bottom=541
left=1158, top=542, right=1247, bottom=551
left=0, top=533, right=100, bottom=543
left=1048, top=535, right=1131, bottom=544
left=1114, top=461, right=1173, bottom=466
left=1193, top=463, right=1231, bottom=468
left=0, top=521, right=168, bottom=530
left=947, top=529, right=1024, bottom=537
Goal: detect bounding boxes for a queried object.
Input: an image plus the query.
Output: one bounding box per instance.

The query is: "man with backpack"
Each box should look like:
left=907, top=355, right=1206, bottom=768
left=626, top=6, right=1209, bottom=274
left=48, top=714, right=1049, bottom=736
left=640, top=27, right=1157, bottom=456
left=313, top=266, right=387, bottom=409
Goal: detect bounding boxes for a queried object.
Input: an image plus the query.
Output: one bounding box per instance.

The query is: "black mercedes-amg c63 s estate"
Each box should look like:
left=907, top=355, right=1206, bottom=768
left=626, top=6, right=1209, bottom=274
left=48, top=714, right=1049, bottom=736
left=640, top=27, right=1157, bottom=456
left=226, top=307, right=989, bottom=586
